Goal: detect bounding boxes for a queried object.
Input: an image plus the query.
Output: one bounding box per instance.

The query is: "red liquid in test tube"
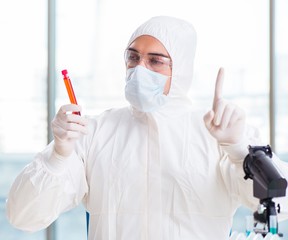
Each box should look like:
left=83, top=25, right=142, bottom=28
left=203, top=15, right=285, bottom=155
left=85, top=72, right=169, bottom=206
left=61, top=69, right=81, bottom=115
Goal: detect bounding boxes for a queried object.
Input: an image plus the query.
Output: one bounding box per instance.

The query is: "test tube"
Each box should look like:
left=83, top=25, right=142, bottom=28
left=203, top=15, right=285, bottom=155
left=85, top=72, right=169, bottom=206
left=61, top=69, right=81, bottom=115
left=246, top=215, right=254, bottom=236
left=264, top=232, right=273, bottom=240
left=235, top=232, right=246, bottom=240
left=269, top=215, right=277, bottom=234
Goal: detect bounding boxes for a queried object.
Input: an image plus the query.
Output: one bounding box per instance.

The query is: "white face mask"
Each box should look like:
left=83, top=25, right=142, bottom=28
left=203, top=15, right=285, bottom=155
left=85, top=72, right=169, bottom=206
left=125, top=66, right=169, bottom=112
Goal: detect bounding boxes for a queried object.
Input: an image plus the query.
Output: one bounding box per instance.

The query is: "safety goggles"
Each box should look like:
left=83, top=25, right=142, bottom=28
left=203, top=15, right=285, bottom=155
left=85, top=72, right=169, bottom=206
left=124, top=49, right=172, bottom=72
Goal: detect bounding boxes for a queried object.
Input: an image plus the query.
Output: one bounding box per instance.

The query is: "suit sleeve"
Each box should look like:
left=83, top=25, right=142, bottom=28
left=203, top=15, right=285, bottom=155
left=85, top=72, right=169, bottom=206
left=6, top=142, right=88, bottom=232
left=219, top=125, right=262, bottom=210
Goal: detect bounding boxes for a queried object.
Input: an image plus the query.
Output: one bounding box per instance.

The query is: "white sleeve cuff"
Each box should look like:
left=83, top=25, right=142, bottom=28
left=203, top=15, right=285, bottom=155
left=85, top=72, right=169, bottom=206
left=43, top=149, right=71, bottom=175
left=220, top=138, right=250, bottom=162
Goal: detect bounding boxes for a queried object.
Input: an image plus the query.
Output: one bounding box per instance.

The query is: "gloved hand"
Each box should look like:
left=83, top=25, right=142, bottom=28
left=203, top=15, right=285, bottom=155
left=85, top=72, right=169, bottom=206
left=51, top=104, right=89, bottom=157
left=203, top=68, right=246, bottom=145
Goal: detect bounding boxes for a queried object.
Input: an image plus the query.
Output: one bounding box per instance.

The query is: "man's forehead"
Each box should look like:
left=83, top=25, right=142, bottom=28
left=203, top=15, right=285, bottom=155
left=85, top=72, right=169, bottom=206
left=128, top=35, right=169, bottom=56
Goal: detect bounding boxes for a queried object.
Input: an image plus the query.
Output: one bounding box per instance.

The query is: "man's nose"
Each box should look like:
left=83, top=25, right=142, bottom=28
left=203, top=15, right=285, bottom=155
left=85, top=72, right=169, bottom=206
left=138, top=58, right=148, bottom=68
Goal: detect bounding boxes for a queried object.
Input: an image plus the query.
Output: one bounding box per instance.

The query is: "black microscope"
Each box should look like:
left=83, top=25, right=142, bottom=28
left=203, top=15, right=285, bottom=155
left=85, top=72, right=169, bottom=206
left=243, top=145, right=287, bottom=237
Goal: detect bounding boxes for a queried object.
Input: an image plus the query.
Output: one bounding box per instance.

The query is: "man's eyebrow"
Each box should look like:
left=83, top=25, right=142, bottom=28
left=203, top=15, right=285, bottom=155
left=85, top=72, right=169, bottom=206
left=127, top=47, right=170, bottom=58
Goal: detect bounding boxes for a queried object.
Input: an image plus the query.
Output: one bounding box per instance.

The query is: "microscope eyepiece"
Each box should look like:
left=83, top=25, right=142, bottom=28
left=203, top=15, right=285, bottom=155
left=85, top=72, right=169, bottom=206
left=243, top=145, right=287, bottom=199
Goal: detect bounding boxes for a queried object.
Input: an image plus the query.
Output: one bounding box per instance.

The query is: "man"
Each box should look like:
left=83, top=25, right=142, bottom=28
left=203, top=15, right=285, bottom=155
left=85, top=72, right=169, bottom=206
left=6, top=16, right=288, bottom=239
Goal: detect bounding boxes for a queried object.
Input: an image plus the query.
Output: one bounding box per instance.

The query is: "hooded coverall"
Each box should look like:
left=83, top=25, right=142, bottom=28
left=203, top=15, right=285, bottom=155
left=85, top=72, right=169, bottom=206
left=6, top=16, right=288, bottom=240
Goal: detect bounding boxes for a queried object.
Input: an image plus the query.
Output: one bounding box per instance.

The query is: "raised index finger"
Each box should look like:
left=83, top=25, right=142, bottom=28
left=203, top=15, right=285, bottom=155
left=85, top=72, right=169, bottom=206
left=213, top=67, right=224, bottom=110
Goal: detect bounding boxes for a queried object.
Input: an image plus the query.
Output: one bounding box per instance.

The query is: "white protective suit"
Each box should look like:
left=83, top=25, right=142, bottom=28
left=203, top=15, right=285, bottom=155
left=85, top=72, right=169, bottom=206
left=6, top=16, right=288, bottom=240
